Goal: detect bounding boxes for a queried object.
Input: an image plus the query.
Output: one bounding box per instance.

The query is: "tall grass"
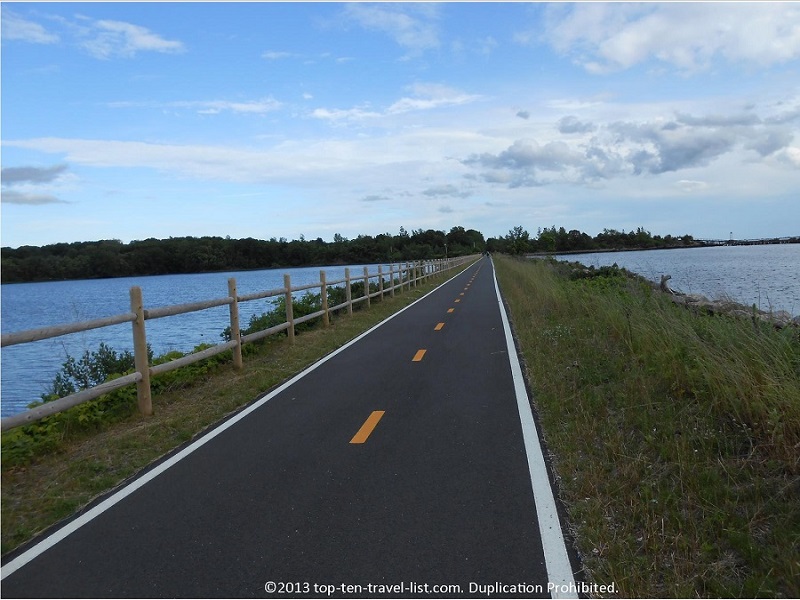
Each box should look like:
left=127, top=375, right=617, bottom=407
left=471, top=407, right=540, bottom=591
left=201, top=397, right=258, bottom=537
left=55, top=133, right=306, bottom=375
left=494, top=255, right=799, bottom=598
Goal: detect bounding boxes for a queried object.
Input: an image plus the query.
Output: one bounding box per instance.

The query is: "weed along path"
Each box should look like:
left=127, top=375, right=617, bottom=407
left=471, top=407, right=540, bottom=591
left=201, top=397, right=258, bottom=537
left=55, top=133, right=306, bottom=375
left=1, top=257, right=577, bottom=599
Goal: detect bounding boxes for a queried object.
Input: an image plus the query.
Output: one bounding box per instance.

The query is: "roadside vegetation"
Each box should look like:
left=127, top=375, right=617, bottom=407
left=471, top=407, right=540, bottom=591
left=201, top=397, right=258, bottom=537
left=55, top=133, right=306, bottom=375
left=493, top=254, right=799, bottom=598
left=1, top=275, right=450, bottom=556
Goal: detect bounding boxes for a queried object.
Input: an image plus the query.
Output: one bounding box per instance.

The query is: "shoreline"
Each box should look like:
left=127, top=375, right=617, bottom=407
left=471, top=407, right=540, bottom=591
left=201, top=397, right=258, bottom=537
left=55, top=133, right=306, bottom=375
left=547, top=256, right=800, bottom=324
left=527, top=238, right=800, bottom=259
left=527, top=246, right=799, bottom=319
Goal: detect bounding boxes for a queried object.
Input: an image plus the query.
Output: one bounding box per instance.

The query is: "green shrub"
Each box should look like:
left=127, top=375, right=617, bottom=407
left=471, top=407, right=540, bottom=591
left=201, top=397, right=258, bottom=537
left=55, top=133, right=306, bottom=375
left=2, top=341, right=229, bottom=467
left=222, top=281, right=389, bottom=342
left=37, top=342, right=152, bottom=401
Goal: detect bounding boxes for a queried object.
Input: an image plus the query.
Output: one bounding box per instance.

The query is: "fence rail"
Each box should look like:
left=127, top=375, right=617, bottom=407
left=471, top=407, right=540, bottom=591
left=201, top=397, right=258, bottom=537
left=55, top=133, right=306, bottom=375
left=1, top=256, right=478, bottom=431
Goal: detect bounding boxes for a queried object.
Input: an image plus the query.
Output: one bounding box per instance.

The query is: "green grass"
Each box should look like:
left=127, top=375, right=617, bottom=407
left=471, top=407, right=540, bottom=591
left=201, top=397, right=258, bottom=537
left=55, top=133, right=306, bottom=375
left=494, top=254, right=800, bottom=598
left=1, top=272, right=461, bottom=556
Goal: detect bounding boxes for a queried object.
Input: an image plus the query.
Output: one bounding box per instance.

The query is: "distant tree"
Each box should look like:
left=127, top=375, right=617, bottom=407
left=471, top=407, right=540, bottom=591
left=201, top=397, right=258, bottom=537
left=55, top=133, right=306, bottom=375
left=486, top=237, right=506, bottom=253
left=505, top=226, right=531, bottom=255
left=537, top=227, right=557, bottom=252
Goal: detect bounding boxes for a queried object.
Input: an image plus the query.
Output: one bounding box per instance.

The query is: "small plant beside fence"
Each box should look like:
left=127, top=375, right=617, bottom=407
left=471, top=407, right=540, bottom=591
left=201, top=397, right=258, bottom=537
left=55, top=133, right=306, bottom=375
left=1, top=256, right=477, bottom=431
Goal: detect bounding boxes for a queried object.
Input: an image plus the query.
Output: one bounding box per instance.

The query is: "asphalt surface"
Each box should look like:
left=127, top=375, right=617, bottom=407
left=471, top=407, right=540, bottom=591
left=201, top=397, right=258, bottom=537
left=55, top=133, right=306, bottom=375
left=2, top=257, right=576, bottom=599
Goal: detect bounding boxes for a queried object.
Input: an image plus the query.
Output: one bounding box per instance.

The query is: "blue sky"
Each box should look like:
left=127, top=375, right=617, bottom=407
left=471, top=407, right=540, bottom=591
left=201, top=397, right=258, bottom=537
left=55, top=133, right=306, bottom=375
left=2, top=2, right=800, bottom=248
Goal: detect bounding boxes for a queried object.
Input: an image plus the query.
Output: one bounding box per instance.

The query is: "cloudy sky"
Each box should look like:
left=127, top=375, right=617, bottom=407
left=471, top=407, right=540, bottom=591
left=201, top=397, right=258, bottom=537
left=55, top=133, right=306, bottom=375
left=2, top=2, right=800, bottom=248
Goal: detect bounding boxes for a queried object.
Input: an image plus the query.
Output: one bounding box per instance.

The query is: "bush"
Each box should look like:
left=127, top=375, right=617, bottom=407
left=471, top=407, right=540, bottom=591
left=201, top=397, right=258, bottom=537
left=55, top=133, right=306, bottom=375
left=222, top=281, right=388, bottom=342
left=2, top=341, right=227, bottom=467
left=39, top=342, right=152, bottom=401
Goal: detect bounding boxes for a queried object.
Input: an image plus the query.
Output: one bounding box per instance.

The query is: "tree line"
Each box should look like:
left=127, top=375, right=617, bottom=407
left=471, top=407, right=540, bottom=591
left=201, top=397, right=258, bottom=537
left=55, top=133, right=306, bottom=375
left=1, top=225, right=696, bottom=283
left=1, top=227, right=485, bottom=283
left=489, top=225, right=697, bottom=255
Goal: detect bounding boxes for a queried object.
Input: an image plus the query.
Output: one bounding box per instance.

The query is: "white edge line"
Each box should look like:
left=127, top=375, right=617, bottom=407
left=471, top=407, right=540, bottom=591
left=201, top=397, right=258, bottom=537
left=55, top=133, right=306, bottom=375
left=491, top=258, right=577, bottom=600
left=2, top=259, right=480, bottom=579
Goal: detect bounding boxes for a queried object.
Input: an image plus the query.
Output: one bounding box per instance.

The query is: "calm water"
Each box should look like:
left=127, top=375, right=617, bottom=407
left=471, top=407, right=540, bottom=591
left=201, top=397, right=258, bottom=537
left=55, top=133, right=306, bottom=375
left=555, top=244, right=799, bottom=315
left=1, top=263, right=394, bottom=417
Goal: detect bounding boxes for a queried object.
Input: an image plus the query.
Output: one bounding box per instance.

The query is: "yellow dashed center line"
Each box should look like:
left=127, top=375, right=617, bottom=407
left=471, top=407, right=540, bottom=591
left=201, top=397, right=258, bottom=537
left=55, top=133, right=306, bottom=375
left=454, top=299, right=461, bottom=303
left=447, top=308, right=455, bottom=313
left=350, top=410, right=385, bottom=444
left=412, top=349, right=427, bottom=362
left=434, top=322, right=445, bottom=331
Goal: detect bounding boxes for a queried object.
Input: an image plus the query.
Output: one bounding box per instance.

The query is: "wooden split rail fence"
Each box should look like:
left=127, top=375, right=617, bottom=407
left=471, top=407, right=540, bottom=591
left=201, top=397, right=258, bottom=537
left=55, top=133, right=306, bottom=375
left=1, top=256, right=478, bottom=432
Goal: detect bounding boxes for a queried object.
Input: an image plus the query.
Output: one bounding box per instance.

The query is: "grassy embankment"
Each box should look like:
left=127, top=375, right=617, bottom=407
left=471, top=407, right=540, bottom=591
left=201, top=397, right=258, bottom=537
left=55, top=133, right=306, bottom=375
left=493, top=254, right=799, bottom=598
left=1, top=269, right=463, bottom=557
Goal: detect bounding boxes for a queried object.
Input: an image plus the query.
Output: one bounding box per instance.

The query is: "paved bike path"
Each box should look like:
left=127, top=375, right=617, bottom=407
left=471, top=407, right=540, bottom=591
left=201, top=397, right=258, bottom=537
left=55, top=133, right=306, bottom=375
left=2, top=257, right=576, bottom=598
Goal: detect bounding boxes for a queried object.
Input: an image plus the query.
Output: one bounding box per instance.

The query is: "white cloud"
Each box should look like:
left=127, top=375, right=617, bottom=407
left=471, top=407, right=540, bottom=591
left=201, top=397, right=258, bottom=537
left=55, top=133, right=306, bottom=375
left=262, top=50, right=295, bottom=60
left=109, top=98, right=282, bottom=115
left=5, top=100, right=797, bottom=229
left=464, top=105, right=800, bottom=186
left=542, top=3, right=800, bottom=73
left=1, top=9, right=59, bottom=44
left=422, top=184, right=471, bottom=198
left=313, top=83, right=481, bottom=124
left=343, top=3, right=440, bottom=55
left=2, top=164, right=68, bottom=185
left=676, top=180, right=710, bottom=193
left=558, top=115, right=596, bottom=134
left=1, top=164, right=71, bottom=205
left=361, top=194, right=389, bottom=202
left=80, top=18, right=185, bottom=59
left=3, top=137, right=376, bottom=185
left=182, top=98, right=282, bottom=115
left=1, top=190, right=68, bottom=205
left=775, top=146, right=800, bottom=169
left=311, top=106, right=382, bottom=123
left=387, top=83, right=482, bottom=114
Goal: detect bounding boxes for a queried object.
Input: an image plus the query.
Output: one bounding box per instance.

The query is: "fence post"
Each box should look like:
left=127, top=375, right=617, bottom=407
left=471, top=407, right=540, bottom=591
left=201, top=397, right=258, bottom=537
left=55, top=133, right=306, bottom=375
left=363, top=266, right=371, bottom=308
left=378, top=265, right=384, bottom=299
left=129, top=286, right=152, bottom=416
left=227, top=278, right=243, bottom=369
left=320, top=270, right=330, bottom=327
left=345, top=268, right=353, bottom=315
left=390, top=264, right=395, bottom=298
left=397, top=264, right=402, bottom=294
left=405, top=262, right=410, bottom=291
left=284, top=273, right=295, bottom=343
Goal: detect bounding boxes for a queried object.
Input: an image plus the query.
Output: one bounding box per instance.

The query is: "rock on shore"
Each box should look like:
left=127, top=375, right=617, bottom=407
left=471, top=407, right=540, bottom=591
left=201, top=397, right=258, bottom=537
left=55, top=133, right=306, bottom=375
left=664, top=285, right=798, bottom=328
